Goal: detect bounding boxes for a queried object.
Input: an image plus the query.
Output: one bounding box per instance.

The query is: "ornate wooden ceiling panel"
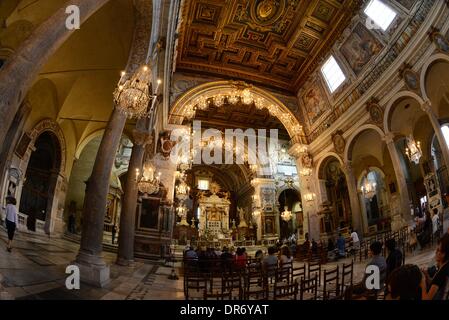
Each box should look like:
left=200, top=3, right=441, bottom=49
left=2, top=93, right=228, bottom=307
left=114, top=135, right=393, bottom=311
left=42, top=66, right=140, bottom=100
left=176, top=0, right=362, bottom=93
left=184, top=101, right=290, bottom=140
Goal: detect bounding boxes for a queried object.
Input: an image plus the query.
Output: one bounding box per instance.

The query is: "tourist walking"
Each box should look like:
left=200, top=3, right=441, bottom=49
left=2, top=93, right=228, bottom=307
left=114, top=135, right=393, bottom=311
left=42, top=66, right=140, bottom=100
left=5, top=196, right=19, bottom=252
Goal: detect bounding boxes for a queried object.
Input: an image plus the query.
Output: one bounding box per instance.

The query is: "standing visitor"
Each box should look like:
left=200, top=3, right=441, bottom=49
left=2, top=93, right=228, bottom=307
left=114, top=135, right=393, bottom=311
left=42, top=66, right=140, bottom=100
left=432, top=208, right=440, bottom=240
left=336, top=233, right=346, bottom=259
left=350, top=228, right=360, bottom=253
left=5, top=196, right=19, bottom=252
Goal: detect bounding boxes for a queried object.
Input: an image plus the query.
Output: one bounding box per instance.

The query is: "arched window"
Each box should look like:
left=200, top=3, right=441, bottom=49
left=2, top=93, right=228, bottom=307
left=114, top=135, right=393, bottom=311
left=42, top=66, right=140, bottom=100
left=442, top=124, right=449, bottom=150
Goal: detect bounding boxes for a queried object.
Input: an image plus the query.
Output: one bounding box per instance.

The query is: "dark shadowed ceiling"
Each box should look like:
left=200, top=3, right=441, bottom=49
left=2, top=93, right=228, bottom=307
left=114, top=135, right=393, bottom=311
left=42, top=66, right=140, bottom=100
left=176, top=0, right=362, bottom=93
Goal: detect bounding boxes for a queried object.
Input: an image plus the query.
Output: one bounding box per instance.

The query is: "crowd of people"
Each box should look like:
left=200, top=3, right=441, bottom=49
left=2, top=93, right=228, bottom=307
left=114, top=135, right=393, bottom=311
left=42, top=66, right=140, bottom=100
left=352, top=233, right=449, bottom=300
left=183, top=243, right=295, bottom=273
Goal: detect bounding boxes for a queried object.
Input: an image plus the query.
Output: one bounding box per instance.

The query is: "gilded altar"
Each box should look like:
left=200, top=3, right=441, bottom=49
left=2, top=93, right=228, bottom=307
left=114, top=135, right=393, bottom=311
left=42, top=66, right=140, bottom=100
left=197, top=182, right=231, bottom=240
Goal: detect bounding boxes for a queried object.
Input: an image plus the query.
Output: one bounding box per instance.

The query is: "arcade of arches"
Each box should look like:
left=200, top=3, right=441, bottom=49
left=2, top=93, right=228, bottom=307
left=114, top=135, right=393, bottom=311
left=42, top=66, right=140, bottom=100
left=0, top=0, right=449, bottom=297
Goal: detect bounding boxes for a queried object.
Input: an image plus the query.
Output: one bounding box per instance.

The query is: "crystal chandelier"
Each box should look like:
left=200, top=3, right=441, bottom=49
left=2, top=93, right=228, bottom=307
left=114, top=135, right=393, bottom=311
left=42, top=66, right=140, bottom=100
left=136, top=162, right=160, bottom=195
left=361, top=173, right=377, bottom=200
left=405, top=135, right=422, bottom=165
left=113, top=65, right=161, bottom=119
left=303, top=192, right=316, bottom=202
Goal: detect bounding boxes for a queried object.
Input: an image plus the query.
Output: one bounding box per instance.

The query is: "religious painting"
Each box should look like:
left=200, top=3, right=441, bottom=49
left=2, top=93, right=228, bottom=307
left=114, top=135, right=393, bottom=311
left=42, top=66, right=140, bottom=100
left=15, top=132, right=32, bottom=159
left=424, top=174, right=438, bottom=198
left=431, top=32, right=449, bottom=53
left=301, top=152, right=313, bottom=169
left=394, top=0, right=416, bottom=10
left=264, top=217, right=274, bottom=235
left=366, top=99, right=384, bottom=126
left=340, top=22, right=383, bottom=75
left=301, top=80, right=329, bottom=126
left=139, top=197, right=160, bottom=230
left=402, top=69, right=420, bottom=92
left=332, top=130, right=346, bottom=154
left=389, top=182, right=397, bottom=194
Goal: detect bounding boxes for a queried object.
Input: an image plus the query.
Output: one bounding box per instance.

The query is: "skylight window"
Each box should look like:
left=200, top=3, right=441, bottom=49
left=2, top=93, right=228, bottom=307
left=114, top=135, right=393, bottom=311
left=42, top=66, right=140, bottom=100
left=364, top=0, right=397, bottom=31
left=321, top=56, right=346, bottom=93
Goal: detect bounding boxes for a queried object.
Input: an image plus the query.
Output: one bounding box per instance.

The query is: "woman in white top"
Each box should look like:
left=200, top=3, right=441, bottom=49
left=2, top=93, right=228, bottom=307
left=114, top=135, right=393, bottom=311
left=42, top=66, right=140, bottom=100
left=279, top=245, right=293, bottom=266
left=5, top=196, right=18, bottom=252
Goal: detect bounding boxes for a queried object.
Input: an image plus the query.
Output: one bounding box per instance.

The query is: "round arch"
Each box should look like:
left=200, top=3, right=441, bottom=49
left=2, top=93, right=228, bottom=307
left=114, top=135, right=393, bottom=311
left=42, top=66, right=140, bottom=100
left=420, top=53, right=449, bottom=101
left=315, top=152, right=344, bottom=181
left=27, top=119, right=67, bottom=173
left=75, top=129, right=105, bottom=159
left=383, top=91, right=425, bottom=134
left=344, top=125, right=385, bottom=163
left=168, top=80, right=303, bottom=138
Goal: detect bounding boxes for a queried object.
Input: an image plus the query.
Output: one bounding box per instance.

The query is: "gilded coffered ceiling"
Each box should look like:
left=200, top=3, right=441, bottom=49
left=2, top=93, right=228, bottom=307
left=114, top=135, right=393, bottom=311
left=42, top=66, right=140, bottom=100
left=176, top=0, right=362, bottom=93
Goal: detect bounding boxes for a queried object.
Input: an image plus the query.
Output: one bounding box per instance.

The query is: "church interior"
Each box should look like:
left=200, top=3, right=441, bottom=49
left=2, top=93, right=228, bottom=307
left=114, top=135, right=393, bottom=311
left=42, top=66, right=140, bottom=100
left=1, top=0, right=449, bottom=301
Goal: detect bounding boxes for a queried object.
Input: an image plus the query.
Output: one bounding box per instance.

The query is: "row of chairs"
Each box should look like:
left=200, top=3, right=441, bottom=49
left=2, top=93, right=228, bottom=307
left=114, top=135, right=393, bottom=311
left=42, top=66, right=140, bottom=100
left=184, top=258, right=354, bottom=300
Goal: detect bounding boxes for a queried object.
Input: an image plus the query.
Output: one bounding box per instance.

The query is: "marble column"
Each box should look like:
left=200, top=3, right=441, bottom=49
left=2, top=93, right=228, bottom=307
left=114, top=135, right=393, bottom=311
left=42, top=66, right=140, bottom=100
left=383, top=133, right=411, bottom=229
left=75, top=108, right=126, bottom=287
left=116, top=127, right=151, bottom=266
left=289, top=143, right=320, bottom=242
left=342, top=161, right=363, bottom=234
left=0, top=0, right=111, bottom=145
left=421, top=100, right=449, bottom=170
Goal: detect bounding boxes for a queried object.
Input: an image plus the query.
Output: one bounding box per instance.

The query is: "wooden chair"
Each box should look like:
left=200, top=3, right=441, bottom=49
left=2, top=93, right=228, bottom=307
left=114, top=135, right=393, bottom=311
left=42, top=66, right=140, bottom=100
left=276, top=261, right=292, bottom=285
left=300, top=274, right=318, bottom=300
left=185, top=273, right=209, bottom=300
left=204, top=289, right=233, bottom=300
left=264, top=265, right=278, bottom=285
left=320, top=266, right=340, bottom=300
left=243, top=268, right=266, bottom=300
left=291, top=263, right=306, bottom=283
left=340, top=260, right=353, bottom=293
left=222, top=272, right=243, bottom=300
left=273, top=280, right=298, bottom=300
left=308, top=261, right=322, bottom=286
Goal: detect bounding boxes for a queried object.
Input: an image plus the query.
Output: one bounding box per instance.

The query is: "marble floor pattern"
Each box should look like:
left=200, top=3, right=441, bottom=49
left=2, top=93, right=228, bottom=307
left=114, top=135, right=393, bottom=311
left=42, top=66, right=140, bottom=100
left=0, top=225, right=437, bottom=300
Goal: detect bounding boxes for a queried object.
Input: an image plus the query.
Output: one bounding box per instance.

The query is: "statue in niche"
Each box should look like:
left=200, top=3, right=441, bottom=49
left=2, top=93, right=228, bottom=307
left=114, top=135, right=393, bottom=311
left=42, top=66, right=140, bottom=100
left=237, top=207, right=248, bottom=228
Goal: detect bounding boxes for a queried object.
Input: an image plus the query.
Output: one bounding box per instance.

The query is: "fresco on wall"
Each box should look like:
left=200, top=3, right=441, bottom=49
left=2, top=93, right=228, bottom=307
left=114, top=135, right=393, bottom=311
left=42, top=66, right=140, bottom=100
left=301, top=80, right=329, bottom=126
left=340, top=22, right=383, bottom=76
left=394, top=0, right=416, bottom=10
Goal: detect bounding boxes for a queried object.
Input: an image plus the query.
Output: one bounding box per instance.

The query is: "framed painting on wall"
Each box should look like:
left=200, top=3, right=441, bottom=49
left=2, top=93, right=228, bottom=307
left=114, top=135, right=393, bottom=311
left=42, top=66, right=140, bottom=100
left=339, top=22, right=384, bottom=76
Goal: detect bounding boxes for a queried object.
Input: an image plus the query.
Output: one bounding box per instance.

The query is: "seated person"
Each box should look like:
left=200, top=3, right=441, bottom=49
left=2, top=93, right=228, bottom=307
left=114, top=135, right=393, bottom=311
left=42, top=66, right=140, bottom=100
left=353, top=241, right=387, bottom=297
left=421, top=234, right=449, bottom=300
left=262, top=246, right=279, bottom=274
left=234, top=247, right=247, bottom=270
left=386, top=264, right=422, bottom=300
left=336, top=233, right=346, bottom=258
left=385, top=238, right=403, bottom=279
left=279, top=245, right=293, bottom=266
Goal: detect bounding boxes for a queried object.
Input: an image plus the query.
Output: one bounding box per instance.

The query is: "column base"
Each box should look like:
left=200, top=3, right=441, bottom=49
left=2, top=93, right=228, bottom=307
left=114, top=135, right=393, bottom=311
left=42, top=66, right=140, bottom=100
left=74, top=251, right=110, bottom=288
left=116, top=257, right=136, bottom=267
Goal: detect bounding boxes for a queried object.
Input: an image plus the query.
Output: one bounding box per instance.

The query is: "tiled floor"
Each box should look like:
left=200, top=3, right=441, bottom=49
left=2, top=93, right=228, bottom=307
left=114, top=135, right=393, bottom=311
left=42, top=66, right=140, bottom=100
left=0, top=225, right=438, bottom=300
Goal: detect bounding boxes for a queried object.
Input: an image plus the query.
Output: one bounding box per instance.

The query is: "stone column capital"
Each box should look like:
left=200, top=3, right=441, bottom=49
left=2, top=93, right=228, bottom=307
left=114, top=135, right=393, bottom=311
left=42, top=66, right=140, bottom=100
left=382, top=132, right=396, bottom=144
left=288, top=143, right=308, bottom=159
left=132, top=129, right=152, bottom=146
left=420, top=99, right=433, bottom=114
